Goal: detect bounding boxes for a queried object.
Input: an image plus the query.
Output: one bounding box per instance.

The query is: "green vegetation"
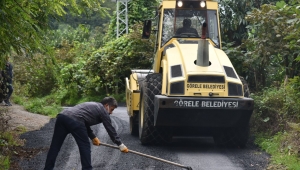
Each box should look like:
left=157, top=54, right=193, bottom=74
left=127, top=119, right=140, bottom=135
left=0, top=0, right=110, bottom=57
left=0, top=108, right=25, bottom=169
left=251, top=76, right=300, bottom=169
left=0, top=0, right=114, bottom=168
left=10, top=0, right=157, bottom=112
left=226, top=1, right=300, bottom=168
left=1, top=0, right=300, bottom=169
left=255, top=129, right=300, bottom=170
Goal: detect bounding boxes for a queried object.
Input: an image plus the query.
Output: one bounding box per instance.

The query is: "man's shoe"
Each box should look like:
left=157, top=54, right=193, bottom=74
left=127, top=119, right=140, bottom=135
left=5, top=103, right=12, bottom=106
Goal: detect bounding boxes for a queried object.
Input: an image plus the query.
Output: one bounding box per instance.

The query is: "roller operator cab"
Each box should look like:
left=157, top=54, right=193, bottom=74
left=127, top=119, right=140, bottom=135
left=125, top=0, right=254, bottom=147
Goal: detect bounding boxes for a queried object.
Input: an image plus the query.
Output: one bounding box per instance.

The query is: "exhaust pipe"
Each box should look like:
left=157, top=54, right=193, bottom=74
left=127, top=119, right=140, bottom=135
left=196, top=39, right=209, bottom=67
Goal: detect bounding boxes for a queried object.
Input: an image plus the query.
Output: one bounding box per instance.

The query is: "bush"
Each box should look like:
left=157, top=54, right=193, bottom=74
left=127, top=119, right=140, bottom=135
left=13, top=89, right=64, bottom=117
left=252, top=77, right=300, bottom=135
left=13, top=53, right=58, bottom=97
left=85, top=23, right=154, bottom=95
left=251, top=87, right=286, bottom=135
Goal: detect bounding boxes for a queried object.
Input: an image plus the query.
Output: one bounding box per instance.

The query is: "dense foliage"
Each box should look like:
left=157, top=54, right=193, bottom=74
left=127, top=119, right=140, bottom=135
left=241, top=1, right=300, bottom=168
left=252, top=77, right=300, bottom=135
left=241, top=0, right=300, bottom=89
left=50, top=1, right=116, bottom=29
left=1, top=1, right=111, bottom=167
left=219, top=0, right=284, bottom=45
left=0, top=0, right=109, bottom=58
left=12, top=0, right=157, bottom=105
left=85, top=24, right=154, bottom=95
left=252, top=76, right=300, bottom=169
left=105, top=0, right=158, bottom=39
left=223, top=0, right=300, bottom=91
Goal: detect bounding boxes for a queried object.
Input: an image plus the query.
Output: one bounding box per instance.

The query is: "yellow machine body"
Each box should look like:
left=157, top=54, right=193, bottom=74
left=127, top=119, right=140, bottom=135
left=125, top=0, right=254, bottom=146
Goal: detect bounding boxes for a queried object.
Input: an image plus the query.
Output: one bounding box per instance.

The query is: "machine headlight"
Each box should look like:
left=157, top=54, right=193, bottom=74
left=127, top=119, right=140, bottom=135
left=200, top=1, right=206, bottom=8
left=228, top=82, right=243, bottom=96
left=177, top=1, right=183, bottom=7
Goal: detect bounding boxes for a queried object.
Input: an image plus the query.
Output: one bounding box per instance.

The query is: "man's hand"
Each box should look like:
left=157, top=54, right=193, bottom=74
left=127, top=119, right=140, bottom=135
left=119, top=143, right=129, bottom=153
left=92, top=137, right=101, bottom=146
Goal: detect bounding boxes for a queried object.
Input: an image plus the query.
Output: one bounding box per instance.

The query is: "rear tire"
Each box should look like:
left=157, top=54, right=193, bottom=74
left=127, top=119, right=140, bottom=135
left=139, top=73, right=172, bottom=145
left=130, top=115, right=139, bottom=136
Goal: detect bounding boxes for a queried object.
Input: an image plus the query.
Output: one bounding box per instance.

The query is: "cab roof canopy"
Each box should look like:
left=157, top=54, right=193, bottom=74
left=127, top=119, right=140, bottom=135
left=159, top=0, right=218, bottom=11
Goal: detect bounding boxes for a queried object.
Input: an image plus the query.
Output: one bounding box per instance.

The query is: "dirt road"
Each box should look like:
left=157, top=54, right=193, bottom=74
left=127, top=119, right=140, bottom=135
left=8, top=105, right=270, bottom=170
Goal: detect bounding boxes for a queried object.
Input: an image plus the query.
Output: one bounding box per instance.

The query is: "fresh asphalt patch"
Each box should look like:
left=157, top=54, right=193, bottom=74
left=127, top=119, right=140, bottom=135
left=13, top=106, right=269, bottom=170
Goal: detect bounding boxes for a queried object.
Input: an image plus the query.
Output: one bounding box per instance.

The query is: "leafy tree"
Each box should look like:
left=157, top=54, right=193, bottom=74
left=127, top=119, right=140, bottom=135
left=219, top=0, right=283, bottom=45
left=85, top=23, right=154, bottom=95
left=13, top=23, right=105, bottom=101
left=47, top=24, right=98, bottom=49
left=13, top=53, right=58, bottom=97
left=239, top=0, right=300, bottom=89
left=0, top=0, right=109, bottom=58
left=50, top=1, right=116, bottom=29
left=105, top=0, right=159, bottom=40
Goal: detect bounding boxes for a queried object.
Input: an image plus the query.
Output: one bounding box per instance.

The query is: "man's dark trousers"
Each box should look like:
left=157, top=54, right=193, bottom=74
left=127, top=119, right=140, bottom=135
left=5, top=84, right=13, bottom=104
left=44, top=114, right=92, bottom=170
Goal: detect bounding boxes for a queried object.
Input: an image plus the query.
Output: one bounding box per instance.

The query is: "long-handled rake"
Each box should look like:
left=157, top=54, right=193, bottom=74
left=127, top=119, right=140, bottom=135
left=100, top=143, right=193, bottom=170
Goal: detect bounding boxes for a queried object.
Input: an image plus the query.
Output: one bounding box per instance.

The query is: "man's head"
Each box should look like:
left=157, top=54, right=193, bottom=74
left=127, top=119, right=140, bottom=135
left=183, top=19, right=192, bottom=28
left=100, top=96, right=118, bottom=114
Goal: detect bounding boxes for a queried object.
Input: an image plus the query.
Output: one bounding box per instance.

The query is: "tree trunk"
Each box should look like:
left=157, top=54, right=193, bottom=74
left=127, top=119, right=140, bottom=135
left=284, top=75, right=289, bottom=86
left=284, top=55, right=289, bottom=86
left=261, top=67, right=266, bottom=87
left=106, top=85, right=109, bottom=95
left=115, top=83, right=119, bottom=95
left=290, top=53, right=298, bottom=78
left=254, top=68, right=258, bottom=90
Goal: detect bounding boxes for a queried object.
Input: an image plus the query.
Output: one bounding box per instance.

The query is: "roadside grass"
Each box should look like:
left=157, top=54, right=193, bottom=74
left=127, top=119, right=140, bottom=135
left=13, top=95, right=62, bottom=118
left=0, top=129, right=27, bottom=170
left=252, top=80, right=300, bottom=170
left=12, top=91, right=126, bottom=117
left=0, top=155, right=9, bottom=170
left=255, top=129, right=300, bottom=170
left=0, top=107, right=26, bottom=170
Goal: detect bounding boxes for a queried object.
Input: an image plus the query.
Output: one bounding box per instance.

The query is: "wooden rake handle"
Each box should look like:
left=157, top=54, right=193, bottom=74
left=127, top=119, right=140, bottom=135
left=100, top=143, right=193, bottom=170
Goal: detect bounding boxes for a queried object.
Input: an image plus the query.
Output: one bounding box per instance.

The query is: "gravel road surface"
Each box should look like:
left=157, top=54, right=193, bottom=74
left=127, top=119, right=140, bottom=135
left=11, top=106, right=270, bottom=170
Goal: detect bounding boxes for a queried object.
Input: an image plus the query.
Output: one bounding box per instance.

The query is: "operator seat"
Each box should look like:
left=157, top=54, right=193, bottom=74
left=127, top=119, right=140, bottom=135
left=176, top=19, right=199, bottom=37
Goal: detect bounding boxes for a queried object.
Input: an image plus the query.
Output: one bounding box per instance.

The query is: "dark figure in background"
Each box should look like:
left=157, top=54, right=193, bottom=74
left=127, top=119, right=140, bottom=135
left=44, top=96, right=129, bottom=170
left=3, top=57, right=13, bottom=106
left=0, top=70, right=6, bottom=102
left=176, top=18, right=199, bottom=37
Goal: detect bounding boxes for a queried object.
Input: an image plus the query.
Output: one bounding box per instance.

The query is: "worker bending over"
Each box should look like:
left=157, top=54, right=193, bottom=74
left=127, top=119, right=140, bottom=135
left=44, top=97, right=128, bottom=170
